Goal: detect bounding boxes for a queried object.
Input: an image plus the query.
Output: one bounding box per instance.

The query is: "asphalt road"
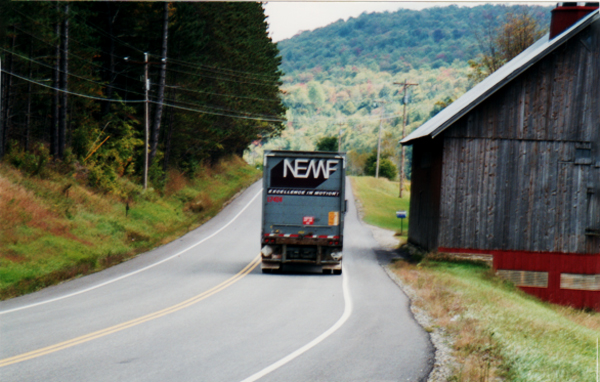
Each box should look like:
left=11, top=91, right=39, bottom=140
left=0, top=180, right=433, bottom=382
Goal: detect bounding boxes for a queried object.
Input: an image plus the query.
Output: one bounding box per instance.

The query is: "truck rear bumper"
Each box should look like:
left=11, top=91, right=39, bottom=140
left=261, top=259, right=342, bottom=272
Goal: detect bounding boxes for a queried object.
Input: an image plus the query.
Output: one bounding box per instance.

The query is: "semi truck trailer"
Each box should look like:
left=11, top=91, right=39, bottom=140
left=260, top=150, right=346, bottom=274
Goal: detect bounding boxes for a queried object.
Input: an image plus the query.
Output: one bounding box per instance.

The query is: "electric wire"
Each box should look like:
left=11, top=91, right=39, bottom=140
left=164, top=84, right=282, bottom=103
left=11, top=23, right=146, bottom=86
left=162, top=65, right=280, bottom=88
left=0, top=68, right=286, bottom=122
left=151, top=53, right=281, bottom=80
left=1, top=47, right=150, bottom=100
left=1, top=69, right=145, bottom=104
left=3, top=47, right=284, bottom=117
left=152, top=54, right=281, bottom=82
left=160, top=96, right=284, bottom=120
left=69, top=11, right=281, bottom=84
left=10, top=4, right=290, bottom=99
left=9, top=24, right=283, bottom=104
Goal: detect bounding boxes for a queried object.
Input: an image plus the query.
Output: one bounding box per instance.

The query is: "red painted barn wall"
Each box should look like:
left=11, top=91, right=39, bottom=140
left=439, top=247, right=600, bottom=310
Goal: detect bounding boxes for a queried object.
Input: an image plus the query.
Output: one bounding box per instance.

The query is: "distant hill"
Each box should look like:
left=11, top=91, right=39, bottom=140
left=278, top=4, right=551, bottom=77
left=246, top=4, right=553, bottom=174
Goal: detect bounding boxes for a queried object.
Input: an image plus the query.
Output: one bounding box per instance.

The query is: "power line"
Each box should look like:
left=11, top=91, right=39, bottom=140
left=1, top=68, right=286, bottom=122
left=163, top=65, right=280, bottom=88
left=155, top=54, right=281, bottom=82
left=11, top=24, right=145, bottom=86
left=3, top=47, right=284, bottom=117
left=1, top=69, right=145, bottom=103
left=163, top=97, right=284, bottom=121
left=70, top=10, right=281, bottom=84
left=155, top=100, right=285, bottom=123
left=10, top=8, right=284, bottom=95
left=11, top=5, right=287, bottom=88
left=164, top=84, right=281, bottom=103
left=1, top=47, right=148, bottom=99
left=5, top=31, right=282, bottom=106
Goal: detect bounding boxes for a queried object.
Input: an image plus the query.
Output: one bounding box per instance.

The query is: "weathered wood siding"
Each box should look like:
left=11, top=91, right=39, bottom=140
left=437, top=22, right=600, bottom=254
left=407, top=138, right=443, bottom=251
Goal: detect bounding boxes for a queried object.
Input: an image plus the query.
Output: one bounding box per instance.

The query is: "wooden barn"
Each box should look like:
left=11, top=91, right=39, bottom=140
left=401, top=3, right=600, bottom=310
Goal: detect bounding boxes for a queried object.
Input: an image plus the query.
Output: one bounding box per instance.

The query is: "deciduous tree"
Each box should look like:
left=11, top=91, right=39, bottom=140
left=468, top=7, right=546, bottom=84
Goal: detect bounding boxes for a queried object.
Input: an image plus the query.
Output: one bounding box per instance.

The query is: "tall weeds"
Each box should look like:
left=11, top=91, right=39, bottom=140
left=0, top=156, right=260, bottom=299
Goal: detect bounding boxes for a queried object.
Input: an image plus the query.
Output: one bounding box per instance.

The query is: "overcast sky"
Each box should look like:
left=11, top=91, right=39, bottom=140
left=264, top=1, right=555, bottom=42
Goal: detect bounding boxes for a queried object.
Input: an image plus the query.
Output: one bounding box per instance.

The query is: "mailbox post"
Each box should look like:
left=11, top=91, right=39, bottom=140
left=396, top=210, right=407, bottom=235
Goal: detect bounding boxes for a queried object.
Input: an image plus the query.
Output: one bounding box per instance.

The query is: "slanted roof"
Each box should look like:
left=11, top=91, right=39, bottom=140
left=401, top=9, right=600, bottom=145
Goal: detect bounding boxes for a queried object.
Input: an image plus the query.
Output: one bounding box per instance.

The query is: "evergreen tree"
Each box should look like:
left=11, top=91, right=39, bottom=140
left=0, top=1, right=286, bottom=188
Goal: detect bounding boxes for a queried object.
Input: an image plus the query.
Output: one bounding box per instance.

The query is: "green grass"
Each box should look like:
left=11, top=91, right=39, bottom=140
left=0, top=156, right=261, bottom=299
left=392, top=258, right=599, bottom=381
left=349, top=175, right=600, bottom=381
left=349, top=176, right=410, bottom=237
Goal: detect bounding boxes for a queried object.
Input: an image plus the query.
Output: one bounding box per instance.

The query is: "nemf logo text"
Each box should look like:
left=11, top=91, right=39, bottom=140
left=270, top=158, right=340, bottom=188
left=283, top=159, right=339, bottom=179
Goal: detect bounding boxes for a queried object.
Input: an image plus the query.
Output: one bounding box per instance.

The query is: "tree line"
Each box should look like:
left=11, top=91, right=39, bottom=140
left=0, top=1, right=286, bottom=189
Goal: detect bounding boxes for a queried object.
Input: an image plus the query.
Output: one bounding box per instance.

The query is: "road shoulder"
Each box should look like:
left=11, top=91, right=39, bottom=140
left=365, top=223, right=456, bottom=382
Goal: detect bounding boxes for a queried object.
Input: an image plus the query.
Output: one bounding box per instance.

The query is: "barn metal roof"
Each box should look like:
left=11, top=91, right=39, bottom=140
left=401, top=9, right=600, bottom=145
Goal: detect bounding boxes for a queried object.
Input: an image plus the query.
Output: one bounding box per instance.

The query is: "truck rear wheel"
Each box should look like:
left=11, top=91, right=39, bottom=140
left=333, top=269, right=342, bottom=275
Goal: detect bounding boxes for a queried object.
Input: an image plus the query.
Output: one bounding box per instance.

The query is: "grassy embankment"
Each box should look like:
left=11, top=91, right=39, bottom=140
left=350, top=175, right=600, bottom=382
left=0, top=156, right=260, bottom=300
left=349, top=176, right=410, bottom=240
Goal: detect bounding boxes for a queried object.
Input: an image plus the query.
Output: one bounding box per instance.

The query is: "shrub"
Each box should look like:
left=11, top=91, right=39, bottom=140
left=6, top=141, right=50, bottom=177
left=315, top=136, right=338, bottom=152
left=364, top=151, right=397, bottom=180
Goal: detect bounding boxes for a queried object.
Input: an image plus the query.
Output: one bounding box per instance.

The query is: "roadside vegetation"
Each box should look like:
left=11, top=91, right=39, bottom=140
left=349, top=176, right=409, bottom=240
left=350, top=176, right=600, bottom=382
left=0, top=156, right=260, bottom=300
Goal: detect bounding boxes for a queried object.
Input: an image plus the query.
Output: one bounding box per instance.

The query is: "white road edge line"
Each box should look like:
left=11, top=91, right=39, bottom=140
left=0, top=189, right=263, bottom=315
left=239, top=266, right=353, bottom=382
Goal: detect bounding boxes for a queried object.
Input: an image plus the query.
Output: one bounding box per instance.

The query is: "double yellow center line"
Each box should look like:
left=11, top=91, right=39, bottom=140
left=0, top=255, right=261, bottom=368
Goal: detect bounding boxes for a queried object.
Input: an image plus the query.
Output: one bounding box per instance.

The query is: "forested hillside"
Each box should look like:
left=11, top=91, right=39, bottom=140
left=251, top=4, right=551, bottom=175
left=0, top=2, right=285, bottom=189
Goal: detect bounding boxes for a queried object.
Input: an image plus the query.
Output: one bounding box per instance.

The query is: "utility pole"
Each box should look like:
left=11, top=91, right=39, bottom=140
left=0, top=56, right=2, bottom=159
left=375, top=101, right=385, bottom=178
left=144, top=52, right=149, bottom=191
left=336, top=121, right=344, bottom=152
left=124, top=54, right=163, bottom=190
left=394, top=80, right=418, bottom=197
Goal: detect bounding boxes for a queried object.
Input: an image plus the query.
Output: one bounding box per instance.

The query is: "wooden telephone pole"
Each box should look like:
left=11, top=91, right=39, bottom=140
left=394, top=80, right=418, bottom=198
left=371, top=101, right=387, bottom=178
left=124, top=53, right=162, bottom=191
left=144, top=52, right=149, bottom=190
left=335, top=122, right=344, bottom=152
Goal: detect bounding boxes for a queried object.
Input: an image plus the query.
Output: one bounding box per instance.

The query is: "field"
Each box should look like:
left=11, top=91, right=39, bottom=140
left=349, top=176, right=410, bottom=238
left=350, top=175, right=600, bottom=382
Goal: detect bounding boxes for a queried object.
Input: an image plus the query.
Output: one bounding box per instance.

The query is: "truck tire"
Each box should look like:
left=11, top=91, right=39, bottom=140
left=333, top=269, right=342, bottom=275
